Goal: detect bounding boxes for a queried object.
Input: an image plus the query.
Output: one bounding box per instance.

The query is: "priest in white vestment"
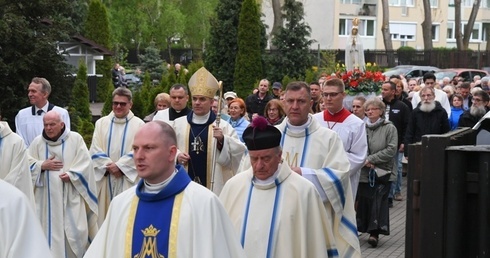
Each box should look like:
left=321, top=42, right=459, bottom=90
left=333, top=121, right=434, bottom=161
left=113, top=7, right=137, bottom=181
left=220, top=117, right=336, bottom=258
left=278, top=82, right=361, bottom=257
left=0, top=179, right=53, bottom=258
left=313, top=78, right=367, bottom=198
left=84, top=121, right=246, bottom=258
left=0, top=121, right=35, bottom=207
left=90, top=87, right=145, bottom=225
left=174, top=67, right=246, bottom=195
left=28, top=111, right=98, bottom=258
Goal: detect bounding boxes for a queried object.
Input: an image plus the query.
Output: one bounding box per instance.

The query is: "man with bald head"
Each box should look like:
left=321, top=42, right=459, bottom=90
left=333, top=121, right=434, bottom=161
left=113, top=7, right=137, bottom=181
left=28, top=111, right=98, bottom=258
left=84, top=121, right=246, bottom=258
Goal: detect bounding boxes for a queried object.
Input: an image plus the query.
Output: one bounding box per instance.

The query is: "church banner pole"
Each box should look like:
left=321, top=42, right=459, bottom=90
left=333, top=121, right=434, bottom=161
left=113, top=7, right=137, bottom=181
left=210, top=81, right=223, bottom=192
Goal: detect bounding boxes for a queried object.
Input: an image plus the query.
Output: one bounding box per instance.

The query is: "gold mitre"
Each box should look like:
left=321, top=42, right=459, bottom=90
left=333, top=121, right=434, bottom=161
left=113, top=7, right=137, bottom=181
left=188, top=67, right=219, bottom=99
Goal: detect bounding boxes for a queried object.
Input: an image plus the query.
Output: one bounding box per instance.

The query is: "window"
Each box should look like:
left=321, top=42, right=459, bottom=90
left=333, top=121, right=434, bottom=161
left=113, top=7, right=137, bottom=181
left=432, top=24, right=440, bottom=41
left=430, top=0, right=438, bottom=7
left=390, top=22, right=417, bottom=41
left=463, top=22, right=481, bottom=41
left=389, top=0, right=414, bottom=6
left=447, top=22, right=455, bottom=40
left=339, top=18, right=375, bottom=37
left=447, top=22, right=483, bottom=41
left=463, top=0, right=473, bottom=6
left=341, top=0, right=362, bottom=4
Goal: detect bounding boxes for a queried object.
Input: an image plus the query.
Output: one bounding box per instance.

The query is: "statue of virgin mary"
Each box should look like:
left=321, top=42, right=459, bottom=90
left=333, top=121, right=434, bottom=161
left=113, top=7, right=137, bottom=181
left=345, top=18, right=366, bottom=72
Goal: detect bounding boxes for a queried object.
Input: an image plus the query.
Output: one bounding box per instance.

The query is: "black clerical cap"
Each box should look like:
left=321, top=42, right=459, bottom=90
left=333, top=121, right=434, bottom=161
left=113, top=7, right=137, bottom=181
left=242, top=117, right=282, bottom=151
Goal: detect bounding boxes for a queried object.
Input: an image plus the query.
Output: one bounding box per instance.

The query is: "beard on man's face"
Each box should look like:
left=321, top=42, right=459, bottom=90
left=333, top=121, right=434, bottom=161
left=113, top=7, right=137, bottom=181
left=470, top=105, right=487, bottom=117
left=419, top=100, right=436, bottom=113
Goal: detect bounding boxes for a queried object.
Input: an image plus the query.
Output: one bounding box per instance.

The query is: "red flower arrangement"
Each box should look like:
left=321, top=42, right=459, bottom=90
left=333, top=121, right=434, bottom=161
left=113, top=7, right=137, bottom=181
left=335, top=68, right=384, bottom=95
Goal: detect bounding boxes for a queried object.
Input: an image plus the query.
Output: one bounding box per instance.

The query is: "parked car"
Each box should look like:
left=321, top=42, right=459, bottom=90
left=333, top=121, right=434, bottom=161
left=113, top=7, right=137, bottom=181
left=124, top=73, right=142, bottom=87
left=434, top=69, right=489, bottom=82
left=383, top=65, right=439, bottom=79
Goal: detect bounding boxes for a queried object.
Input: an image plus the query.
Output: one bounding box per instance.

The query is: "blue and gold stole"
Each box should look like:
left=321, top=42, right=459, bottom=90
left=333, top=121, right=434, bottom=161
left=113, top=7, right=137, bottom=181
left=125, top=168, right=191, bottom=258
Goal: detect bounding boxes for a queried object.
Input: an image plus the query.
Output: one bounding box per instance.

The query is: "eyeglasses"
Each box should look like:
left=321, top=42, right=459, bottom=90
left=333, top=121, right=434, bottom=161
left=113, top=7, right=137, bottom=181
left=268, top=108, right=278, bottom=112
left=365, top=108, right=380, bottom=112
left=322, top=92, right=343, bottom=98
left=112, top=101, right=128, bottom=107
left=473, top=98, right=483, bottom=103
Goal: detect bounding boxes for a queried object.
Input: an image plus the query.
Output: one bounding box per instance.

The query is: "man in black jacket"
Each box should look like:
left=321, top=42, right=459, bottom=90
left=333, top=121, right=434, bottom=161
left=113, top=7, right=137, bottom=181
left=405, top=87, right=450, bottom=157
left=458, top=90, right=489, bottom=128
left=245, top=79, right=273, bottom=119
left=381, top=81, right=410, bottom=203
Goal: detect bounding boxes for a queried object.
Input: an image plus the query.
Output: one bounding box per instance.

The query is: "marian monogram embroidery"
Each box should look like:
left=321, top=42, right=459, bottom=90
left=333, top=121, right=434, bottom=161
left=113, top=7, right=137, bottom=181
left=134, top=225, right=164, bottom=258
left=284, top=151, right=299, bottom=168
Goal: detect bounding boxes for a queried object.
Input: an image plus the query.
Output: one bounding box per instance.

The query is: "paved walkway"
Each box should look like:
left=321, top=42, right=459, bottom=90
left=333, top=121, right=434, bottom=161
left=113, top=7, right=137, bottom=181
left=360, top=176, right=407, bottom=257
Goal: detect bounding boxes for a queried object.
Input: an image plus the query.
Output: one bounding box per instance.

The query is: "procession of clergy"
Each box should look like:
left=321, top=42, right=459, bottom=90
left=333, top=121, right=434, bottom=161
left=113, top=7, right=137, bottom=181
left=1, top=67, right=365, bottom=258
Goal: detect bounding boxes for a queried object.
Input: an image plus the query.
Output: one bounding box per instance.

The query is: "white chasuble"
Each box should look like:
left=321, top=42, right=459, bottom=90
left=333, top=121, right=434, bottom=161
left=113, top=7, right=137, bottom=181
left=220, top=163, right=336, bottom=258
left=276, top=116, right=361, bottom=258
left=0, top=121, right=35, bottom=207
left=84, top=167, right=246, bottom=258
left=0, top=180, right=53, bottom=258
left=29, top=130, right=98, bottom=258
left=90, top=111, right=144, bottom=225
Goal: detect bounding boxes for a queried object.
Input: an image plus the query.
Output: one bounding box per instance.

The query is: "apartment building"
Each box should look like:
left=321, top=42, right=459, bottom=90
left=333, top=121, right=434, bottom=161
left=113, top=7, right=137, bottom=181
left=261, top=0, right=490, bottom=50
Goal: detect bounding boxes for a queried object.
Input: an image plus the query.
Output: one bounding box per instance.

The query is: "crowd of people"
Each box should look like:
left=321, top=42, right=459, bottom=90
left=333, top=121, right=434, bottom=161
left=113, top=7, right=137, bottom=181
left=2, top=65, right=489, bottom=258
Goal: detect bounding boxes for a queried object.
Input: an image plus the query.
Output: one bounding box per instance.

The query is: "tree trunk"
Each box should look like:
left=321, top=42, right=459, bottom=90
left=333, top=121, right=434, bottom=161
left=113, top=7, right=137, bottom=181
left=462, top=0, right=481, bottom=49
left=381, top=0, right=395, bottom=66
left=486, top=25, right=490, bottom=51
left=455, top=0, right=463, bottom=50
left=421, top=0, right=433, bottom=50
left=270, top=0, right=283, bottom=49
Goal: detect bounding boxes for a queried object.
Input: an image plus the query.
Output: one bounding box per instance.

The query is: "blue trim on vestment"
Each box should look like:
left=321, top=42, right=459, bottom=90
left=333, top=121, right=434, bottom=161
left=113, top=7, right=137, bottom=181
left=300, top=127, right=309, bottom=167
left=44, top=143, right=52, bottom=247
left=71, top=171, right=98, bottom=204
left=135, top=165, right=191, bottom=201
left=120, top=117, right=129, bottom=157
left=327, top=248, right=339, bottom=257
left=322, top=167, right=345, bottom=207
left=126, top=153, right=133, bottom=158
left=91, top=153, right=109, bottom=160
left=341, top=216, right=358, bottom=236
left=266, top=179, right=281, bottom=258
left=240, top=183, right=254, bottom=247
left=241, top=177, right=282, bottom=258
left=107, top=118, right=114, bottom=155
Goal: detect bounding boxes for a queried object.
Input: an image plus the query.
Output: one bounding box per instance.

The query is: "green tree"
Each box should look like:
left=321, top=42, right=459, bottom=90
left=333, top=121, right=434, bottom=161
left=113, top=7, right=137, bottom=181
left=84, top=0, right=113, bottom=102
left=139, top=44, right=165, bottom=81
left=205, top=0, right=243, bottom=92
left=268, top=0, right=314, bottom=82
left=101, top=87, right=114, bottom=116
left=233, top=0, right=264, bottom=98
left=70, top=60, right=92, bottom=122
left=180, top=0, right=218, bottom=49
left=0, top=0, right=79, bottom=126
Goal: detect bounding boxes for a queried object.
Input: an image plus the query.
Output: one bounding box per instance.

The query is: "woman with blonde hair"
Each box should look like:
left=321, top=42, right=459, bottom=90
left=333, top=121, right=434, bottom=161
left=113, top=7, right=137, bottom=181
left=144, top=93, right=171, bottom=122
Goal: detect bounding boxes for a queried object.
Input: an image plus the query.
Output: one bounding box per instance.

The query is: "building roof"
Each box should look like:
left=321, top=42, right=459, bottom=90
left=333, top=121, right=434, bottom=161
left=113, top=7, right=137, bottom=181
left=71, top=35, right=113, bottom=56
